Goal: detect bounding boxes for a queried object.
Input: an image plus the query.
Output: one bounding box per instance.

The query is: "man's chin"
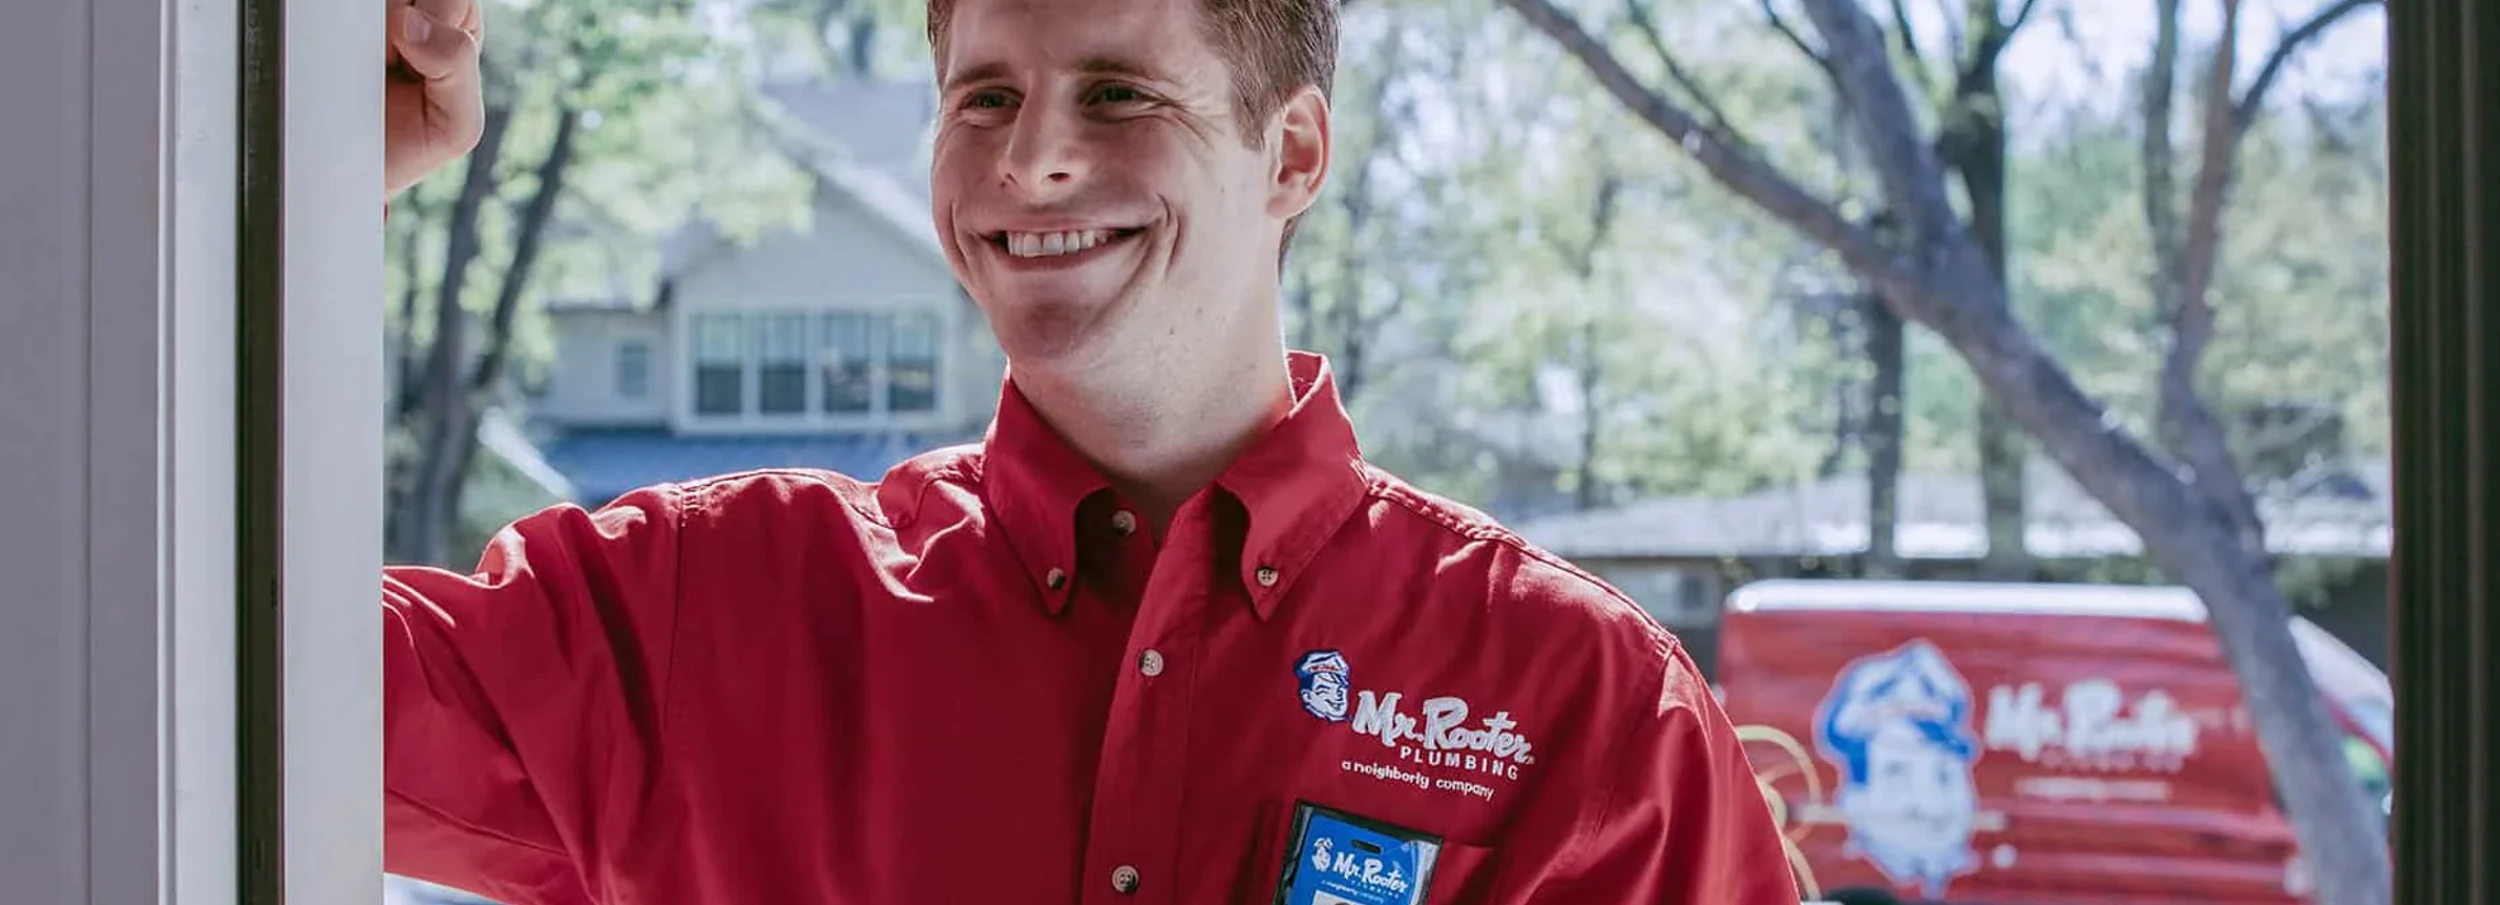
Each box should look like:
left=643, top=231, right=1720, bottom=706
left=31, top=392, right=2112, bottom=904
left=985, top=299, right=1121, bottom=368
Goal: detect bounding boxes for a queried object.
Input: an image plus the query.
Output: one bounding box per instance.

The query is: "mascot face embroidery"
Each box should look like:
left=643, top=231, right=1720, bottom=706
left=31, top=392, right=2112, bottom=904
left=1295, top=650, right=1352, bottom=723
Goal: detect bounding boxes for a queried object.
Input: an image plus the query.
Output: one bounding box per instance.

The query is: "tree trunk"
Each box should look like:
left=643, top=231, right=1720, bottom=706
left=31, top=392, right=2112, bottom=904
left=2145, top=0, right=2272, bottom=567
left=1573, top=319, right=1606, bottom=511
left=1864, top=288, right=1905, bottom=578
left=1560, top=173, right=1622, bottom=511
left=1937, top=0, right=2031, bottom=580
left=393, top=102, right=512, bottom=566
left=1499, top=1, right=2392, bottom=901
left=439, top=105, right=584, bottom=537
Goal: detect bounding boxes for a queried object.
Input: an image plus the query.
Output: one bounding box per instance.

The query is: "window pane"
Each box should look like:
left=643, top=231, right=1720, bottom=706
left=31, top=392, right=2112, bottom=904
left=692, top=315, right=745, bottom=415
left=615, top=340, right=650, bottom=399
left=820, top=312, right=877, bottom=414
left=757, top=314, right=809, bottom=362
left=695, top=366, right=742, bottom=415
left=757, top=315, right=807, bottom=414
left=888, top=312, right=938, bottom=413
left=695, top=315, right=744, bottom=362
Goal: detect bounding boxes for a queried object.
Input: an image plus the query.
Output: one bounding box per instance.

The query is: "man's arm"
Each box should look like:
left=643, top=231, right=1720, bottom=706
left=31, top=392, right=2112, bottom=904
left=1533, top=641, right=1804, bottom=904
left=383, top=485, right=686, bottom=905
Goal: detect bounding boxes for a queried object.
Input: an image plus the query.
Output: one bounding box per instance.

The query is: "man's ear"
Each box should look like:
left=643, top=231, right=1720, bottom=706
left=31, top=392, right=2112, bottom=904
left=1267, top=86, right=1330, bottom=221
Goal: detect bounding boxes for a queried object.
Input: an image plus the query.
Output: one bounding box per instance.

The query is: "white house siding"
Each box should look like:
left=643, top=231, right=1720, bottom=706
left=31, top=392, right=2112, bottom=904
left=539, top=307, right=670, bottom=426
left=666, top=186, right=998, bottom=440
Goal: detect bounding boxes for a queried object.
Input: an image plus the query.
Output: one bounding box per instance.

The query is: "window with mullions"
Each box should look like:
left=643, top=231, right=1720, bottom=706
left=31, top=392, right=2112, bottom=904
left=821, top=311, right=877, bottom=415
left=757, top=314, right=810, bottom=415
left=888, top=311, right=939, bottom=414
left=616, top=339, right=651, bottom=400
left=692, top=314, right=745, bottom=416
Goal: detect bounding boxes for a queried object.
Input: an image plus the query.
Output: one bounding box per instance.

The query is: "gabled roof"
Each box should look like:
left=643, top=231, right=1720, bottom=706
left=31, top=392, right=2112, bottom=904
left=661, top=78, right=950, bottom=282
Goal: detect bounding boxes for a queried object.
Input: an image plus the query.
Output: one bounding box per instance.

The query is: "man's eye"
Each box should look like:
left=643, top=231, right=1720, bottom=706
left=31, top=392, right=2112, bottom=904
left=1090, top=84, right=1146, bottom=104
left=960, top=91, right=1012, bottom=110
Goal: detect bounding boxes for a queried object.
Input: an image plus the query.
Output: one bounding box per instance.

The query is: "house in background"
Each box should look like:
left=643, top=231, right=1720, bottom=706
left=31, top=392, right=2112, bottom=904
left=1511, top=456, right=2395, bottom=677
left=526, top=78, right=1007, bottom=507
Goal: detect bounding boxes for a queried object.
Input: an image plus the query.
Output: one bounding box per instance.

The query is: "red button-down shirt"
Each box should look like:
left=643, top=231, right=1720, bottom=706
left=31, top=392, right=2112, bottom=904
left=383, top=352, right=1798, bottom=905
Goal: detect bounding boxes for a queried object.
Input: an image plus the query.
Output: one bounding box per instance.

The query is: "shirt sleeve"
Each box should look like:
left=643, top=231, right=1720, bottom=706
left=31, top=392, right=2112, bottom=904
left=1535, top=640, right=1804, bottom=904
left=381, top=484, right=686, bottom=905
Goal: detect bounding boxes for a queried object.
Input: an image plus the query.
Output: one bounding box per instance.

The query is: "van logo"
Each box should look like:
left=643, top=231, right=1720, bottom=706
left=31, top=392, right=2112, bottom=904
left=1815, top=639, right=1983, bottom=900
left=1983, top=680, right=2201, bottom=771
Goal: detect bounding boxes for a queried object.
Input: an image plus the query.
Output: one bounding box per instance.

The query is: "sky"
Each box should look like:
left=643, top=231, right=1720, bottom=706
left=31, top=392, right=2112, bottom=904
left=1987, top=0, right=2388, bottom=120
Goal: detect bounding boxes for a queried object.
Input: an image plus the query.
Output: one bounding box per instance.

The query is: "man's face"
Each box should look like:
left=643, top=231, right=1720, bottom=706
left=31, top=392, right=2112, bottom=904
left=930, top=0, right=1322, bottom=370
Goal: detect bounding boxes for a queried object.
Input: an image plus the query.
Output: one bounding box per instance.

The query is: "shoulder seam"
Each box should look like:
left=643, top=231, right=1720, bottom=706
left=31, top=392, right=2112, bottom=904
left=1366, top=472, right=1658, bottom=623
left=676, top=466, right=891, bottom=529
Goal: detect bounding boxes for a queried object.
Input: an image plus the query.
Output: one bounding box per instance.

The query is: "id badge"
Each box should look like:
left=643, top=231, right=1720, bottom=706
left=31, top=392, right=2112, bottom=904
left=1271, top=801, right=1442, bottom=905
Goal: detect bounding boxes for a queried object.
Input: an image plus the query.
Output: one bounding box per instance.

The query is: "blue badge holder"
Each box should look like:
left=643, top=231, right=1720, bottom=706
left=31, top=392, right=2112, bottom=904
left=1272, top=801, right=1443, bottom=905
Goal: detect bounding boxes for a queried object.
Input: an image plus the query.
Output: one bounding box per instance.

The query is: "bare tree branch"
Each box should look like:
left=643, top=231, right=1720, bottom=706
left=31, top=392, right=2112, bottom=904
left=2152, top=0, right=2266, bottom=563
left=2004, top=0, right=2043, bottom=35
left=1622, top=0, right=1757, bottom=150
left=2178, top=0, right=2241, bottom=331
left=1934, top=0, right=1968, bottom=57
left=1760, top=0, right=1836, bottom=78
left=1797, top=0, right=1972, bottom=256
left=2053, top=4, right=2109, bottom=86
left=1888, top=0, right=1939, bottom=96
left=2233, top=0, right=2382, bottom=134
left=1498, top=0, right=1927, bottom=299
left=2142, top=0, right=2185, bottom=268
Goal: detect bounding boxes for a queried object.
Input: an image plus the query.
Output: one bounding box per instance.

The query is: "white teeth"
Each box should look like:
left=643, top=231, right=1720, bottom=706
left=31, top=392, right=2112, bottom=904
left=1003, top=229, right=1118, bottom=258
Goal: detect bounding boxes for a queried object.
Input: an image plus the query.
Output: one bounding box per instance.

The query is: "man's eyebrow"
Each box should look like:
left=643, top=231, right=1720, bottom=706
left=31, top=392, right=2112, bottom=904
left=941, top=62, right=1011, bottom=94
left=941, top=56, right=1164, bottom=93
left=1072, top=56, right=1159, bottom=79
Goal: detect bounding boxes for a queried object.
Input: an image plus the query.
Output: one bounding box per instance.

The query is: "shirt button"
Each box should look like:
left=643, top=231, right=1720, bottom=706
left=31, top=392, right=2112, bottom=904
left=1111, top=510, right=1138, bottom=536
left=1045, top=568, right=1068, bottom=590
left=1138, top=649, right=1166, bottom=677
left=1255, top=565, right=1280, bottom=587
left=1110, top=865, right=1141, bottom=894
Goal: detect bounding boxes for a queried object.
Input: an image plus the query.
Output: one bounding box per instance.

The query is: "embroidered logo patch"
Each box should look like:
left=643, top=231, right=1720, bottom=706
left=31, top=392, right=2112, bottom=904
left=1293, top=649, right=1538, bottom=802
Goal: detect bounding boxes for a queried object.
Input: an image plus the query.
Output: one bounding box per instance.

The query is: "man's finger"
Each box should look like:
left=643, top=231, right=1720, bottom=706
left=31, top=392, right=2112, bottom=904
left=390, top=5, right=479, bottom=83
left=410, top=0, right=483, bottom=41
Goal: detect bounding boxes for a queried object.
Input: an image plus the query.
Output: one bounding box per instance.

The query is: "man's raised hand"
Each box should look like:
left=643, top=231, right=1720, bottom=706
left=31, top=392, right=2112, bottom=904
left=385, top=0, right=485, bottom=199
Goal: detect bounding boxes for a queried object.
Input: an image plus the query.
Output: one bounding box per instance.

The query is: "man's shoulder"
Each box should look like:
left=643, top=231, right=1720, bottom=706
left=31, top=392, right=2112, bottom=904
left=1355, top=464, right=1679, bottom=659
left=638, top=441, right=986, bottom=529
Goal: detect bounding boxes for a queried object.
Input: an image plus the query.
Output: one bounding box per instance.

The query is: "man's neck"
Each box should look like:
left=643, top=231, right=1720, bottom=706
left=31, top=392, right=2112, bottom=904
left=1010, top=341, right=1294, bottom=530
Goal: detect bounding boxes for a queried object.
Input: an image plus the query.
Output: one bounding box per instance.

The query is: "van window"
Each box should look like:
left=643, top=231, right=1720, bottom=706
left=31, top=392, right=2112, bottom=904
left=2343, top=734, right=2393, bottom=816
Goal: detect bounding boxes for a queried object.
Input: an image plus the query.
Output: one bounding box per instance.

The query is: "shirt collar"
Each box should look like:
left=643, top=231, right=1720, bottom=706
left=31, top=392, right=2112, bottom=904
left=980, top=351, right=1372, bottom=620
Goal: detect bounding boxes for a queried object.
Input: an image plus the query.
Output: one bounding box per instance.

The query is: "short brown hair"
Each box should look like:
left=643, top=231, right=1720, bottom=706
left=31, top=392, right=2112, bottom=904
left=926, top=0, right=1339, bottom=261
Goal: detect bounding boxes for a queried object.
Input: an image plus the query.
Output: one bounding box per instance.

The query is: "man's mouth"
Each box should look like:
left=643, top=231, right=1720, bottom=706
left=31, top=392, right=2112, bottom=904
left=989, top=227, right=1146, bottom=259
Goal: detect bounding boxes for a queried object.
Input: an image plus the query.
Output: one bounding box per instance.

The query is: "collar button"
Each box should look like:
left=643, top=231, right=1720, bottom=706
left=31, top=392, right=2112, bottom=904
left=1111, top=510, right=1138, bottom=536
left=1045, top=568, right=1068, bottom=590
left=1254, top=565, right=1280, bottom=588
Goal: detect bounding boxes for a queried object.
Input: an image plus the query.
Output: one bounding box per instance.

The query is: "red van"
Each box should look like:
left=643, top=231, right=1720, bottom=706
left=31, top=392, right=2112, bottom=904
left=1712, top=579, right=2394, bottom=905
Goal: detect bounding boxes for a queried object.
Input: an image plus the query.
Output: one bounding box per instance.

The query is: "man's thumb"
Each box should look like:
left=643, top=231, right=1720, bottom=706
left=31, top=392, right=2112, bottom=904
left=392, top=6, right=476, bottom=81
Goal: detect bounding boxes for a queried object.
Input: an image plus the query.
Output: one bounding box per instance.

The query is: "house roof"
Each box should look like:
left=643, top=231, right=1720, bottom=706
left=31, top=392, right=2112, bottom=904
left=536, top=428, right=936, bottom=507
left=475, top=408, right=579, bottom=501
left=661, top=78, right=948, bottom=282
left=1512, top=458, right=2392, bottom=560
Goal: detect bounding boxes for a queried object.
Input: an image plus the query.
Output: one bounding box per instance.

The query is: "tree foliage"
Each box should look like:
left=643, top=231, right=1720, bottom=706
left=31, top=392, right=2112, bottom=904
left=385, top=0, right=813, bottom=565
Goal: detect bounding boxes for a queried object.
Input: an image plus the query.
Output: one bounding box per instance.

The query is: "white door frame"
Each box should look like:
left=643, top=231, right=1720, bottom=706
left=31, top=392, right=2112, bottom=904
left=0, top=0, right=384, bottom=899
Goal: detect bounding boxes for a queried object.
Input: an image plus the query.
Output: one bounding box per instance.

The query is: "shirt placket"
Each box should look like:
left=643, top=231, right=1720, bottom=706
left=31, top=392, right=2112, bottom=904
left=1078, top=499, right=1218, bottom=905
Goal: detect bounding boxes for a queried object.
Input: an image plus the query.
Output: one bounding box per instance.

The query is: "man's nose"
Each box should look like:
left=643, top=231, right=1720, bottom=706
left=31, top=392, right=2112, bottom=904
left=1000, top=104, right=1088, bottom=195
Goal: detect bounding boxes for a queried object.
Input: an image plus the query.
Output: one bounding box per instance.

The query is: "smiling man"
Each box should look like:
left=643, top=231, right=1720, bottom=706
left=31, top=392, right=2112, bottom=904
left=378, top=0, right=1800, bottom=902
